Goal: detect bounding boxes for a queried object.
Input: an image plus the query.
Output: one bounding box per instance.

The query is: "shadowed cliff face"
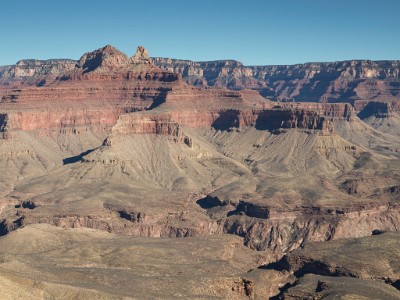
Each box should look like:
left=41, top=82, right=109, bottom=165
left=358, top=101, right=393, bottom=119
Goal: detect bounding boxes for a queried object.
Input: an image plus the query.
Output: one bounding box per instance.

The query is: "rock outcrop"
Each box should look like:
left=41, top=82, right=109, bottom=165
left=3, top=53, right=400, bottom=109
left=0, top=46, right=183, bottom=139
left=77, top=45, right=132, bottom=74
left=0, top=59, right=76, bottom=87
left=262, top=232, right=400, bottom=299
left=104, top=111, right=193, bottom=147
left=132, top=46, right=152, bottom=64
left=153, top=58, right=400, bottom=106
left=0, top=224, right=268, bottom=299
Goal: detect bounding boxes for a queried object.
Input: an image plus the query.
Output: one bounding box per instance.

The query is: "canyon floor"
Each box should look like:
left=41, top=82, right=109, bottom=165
left=0, top=45, right=400, bottom=299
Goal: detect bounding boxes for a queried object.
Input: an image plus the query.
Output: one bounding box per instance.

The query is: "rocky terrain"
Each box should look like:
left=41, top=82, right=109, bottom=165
left=153, top=58, right=400, bottom=105
left=0, top=45, right=399, bottom=299
left=3, top=51, right=400, bottom=106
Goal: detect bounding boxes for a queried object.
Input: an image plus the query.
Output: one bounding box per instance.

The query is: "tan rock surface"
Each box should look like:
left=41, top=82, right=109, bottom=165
left=265, top=232, right=400, bottom=299
left=0, top=224, right=269, bottom=299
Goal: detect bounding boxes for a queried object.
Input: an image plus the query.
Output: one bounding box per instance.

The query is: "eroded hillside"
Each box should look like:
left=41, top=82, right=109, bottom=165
left=0, top=45, right=399, bottom=299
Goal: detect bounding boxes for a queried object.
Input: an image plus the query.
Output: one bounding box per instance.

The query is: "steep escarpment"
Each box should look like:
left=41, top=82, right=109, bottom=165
left=0, top=113, right=11, bottom=139
left=356, top=100, right=400, bottom=137
left=0, top=46, right=182, bottom=139
left=219, top=200, right=400, bottom=252
left=3, top=54, right=400, bottom=107
left=104, top=111, right=193, bottom=147
left=0, top=46, right=185, bottom=198
left=0, top=59, right=76, bottom=87
left=154, top=58, right=400, bottom=105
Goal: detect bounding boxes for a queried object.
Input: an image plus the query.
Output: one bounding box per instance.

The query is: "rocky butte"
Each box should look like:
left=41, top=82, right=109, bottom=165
left=0, top=45, right=399, bottom=299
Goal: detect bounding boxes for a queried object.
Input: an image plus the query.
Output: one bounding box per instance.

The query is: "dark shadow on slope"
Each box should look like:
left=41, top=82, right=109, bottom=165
left=358, top=101, right=391, bottom=119
left=211, top=110, right=240, bottom=131
left=258, top=259, right=289, bottom=271
left=63, top=148, right=96, bottom=165
left=227, top=201, right=270, bottom=219
left=196, top=196, right=225, bottom=209
left=392, top=279, right=400, bottom=291
left=293, top=70, right=338, bottom=103
left=147, top=91, right=168, bottom=110
left=22, top=200, right=37, bottom=209
left=255, top=110, right=290, bottom=132
left=0, top=217, right=24, bottom=237
left=0, top=220, right=9, bottom=236
left=269, top=282, right=295, bottom=300
left=36, top=79, right=47, bottom=87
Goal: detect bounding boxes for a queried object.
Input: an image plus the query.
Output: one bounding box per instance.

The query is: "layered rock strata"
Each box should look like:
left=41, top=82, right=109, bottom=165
left=0, top=46, right=399, bottom=300
left=3, top=54, right=400, bottom=108
left=154, top=58, right=400, bottom=106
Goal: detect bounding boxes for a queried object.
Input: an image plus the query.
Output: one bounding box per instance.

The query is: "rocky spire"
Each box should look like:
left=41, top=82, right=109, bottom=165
left=132, top=46, right=152, bottom=64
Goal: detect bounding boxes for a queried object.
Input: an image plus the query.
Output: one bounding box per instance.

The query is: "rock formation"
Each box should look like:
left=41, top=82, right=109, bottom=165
left=0, top=58, right=76, bottom=87
left=153, top=58, right=400, bottom=106
left=0, top=44, right=399, bottom=299
left=132, top=45, right=152, bottom=64
left=259, top=232, right=400, bottom=299
left=3, top=52, right=400, bottom=108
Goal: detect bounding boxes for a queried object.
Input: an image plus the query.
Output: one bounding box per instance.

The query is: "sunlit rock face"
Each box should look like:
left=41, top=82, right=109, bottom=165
left=154, top=58, right=400, bottom=106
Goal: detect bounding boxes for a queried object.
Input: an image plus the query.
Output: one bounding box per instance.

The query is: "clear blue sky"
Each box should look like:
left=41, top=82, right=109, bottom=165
left=1, top=0, right=399, bottom=66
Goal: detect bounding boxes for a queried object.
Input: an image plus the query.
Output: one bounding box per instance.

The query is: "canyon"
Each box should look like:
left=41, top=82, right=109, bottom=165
left=153, top=58, right=400, bottom=105
left=0, top=45, right=399, bottom=299
left=3, top=52, right=400, bottom=106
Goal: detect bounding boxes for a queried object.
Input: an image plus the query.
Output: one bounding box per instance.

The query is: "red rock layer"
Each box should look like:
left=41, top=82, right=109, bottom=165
left=105, top=112, right=192, bottom=147
left=0, top=70, right=181, bottom=138
left=0, top=45, right=357, bottom=142
left=109, top=102, right=353, bottom=142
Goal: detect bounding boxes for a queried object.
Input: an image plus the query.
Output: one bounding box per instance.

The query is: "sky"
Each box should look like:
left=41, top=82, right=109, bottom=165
left=0, top=0, right=399, bottom=66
